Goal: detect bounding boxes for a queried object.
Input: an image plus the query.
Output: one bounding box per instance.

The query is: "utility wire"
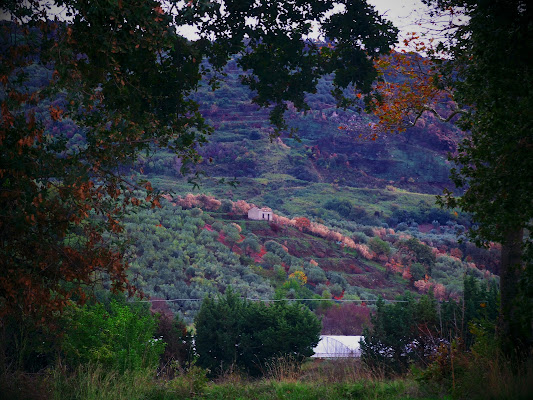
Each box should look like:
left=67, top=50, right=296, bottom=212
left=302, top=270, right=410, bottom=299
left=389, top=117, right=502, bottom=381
left=131, top=297, right=409, bottom=303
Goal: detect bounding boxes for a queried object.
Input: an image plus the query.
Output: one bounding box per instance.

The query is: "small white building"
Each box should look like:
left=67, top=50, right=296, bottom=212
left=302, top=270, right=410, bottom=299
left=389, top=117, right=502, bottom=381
left=248, top=206, right=273, bottom=221
left=312, top=335, right=363, bottom=358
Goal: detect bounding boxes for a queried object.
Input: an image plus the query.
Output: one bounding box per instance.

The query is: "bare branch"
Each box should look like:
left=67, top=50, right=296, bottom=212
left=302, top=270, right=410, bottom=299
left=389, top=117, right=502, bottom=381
left=407, top=106, right=467, bottom=127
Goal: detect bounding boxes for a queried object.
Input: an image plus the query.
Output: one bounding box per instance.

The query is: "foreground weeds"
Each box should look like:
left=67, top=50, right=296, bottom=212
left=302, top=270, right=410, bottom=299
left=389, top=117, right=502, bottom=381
left=3, top=355, right=532, bottom=400
left=203, top=379, right=425, bottom=400
left=49, top=365, right=167, bottom=400
left=2, top=359, right=430, bottom=400
left=409, top=333, right=533, bottom=400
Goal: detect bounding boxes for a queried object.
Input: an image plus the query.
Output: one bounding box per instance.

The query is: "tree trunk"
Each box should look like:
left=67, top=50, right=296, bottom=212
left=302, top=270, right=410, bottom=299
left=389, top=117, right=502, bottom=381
left=498, top=228, right=530, bottom=354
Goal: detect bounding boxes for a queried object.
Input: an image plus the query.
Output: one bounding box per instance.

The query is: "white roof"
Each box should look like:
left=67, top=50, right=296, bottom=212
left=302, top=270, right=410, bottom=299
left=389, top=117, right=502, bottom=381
left=312, top=335, right=363, bottom=358
left=248, top=206, right=271, bottom=212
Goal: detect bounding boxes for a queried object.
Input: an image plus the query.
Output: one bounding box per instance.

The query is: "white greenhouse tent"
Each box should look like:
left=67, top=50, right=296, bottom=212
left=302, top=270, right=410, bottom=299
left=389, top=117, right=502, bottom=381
left=311, top=335, right=363, bottom=358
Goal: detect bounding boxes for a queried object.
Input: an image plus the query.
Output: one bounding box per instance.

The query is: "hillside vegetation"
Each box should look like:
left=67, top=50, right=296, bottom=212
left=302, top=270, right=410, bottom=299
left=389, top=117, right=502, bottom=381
left=3, top=0, right=532, bottom=397
left=123, top=193, right=499, bottom=325
left=141, top=58, right=463, bottom=195
left=122, top=59, right=496, bottom=325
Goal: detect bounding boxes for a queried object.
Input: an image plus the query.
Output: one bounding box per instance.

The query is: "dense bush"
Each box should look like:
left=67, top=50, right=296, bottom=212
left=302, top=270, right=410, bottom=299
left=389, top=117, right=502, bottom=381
left=410, top=262, right=426, bottom=281
left=362, top=277, right=499, bottom=373
left=195, top=289, right=320, bottom=377
left=352, top=231, right=370, bottom=244
left=398, top=238, right=436, bottom=270
left=323, top=199, right=374, bottom=224
left=319, top=303, right=371, bottom=335
left=0, top=315, right=58, bottom=373
left=155, top=313, right=193, bottom=372
left=388, top=206, right=458, bottom=226
left=327, top=271, right=348, bottom=289
left=61, top=300, right=164, bottom=373
left=368, top=237, right=391, bottom=257
left=222, top=224, right=241, bottom=245
left=240, top=235, right=261, bottom=255
left=361, top=294, right=443, bottom=373
left=306, top=266, right=327, bottom=284
left=262, top=252, right=283, bottom=268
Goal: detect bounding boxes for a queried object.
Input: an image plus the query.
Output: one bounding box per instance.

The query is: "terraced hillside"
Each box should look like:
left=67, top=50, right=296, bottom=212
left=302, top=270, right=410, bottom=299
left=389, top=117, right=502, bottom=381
left=125, top=194, right=499, bottom=325
left=141, top=57, right=463, bottom=195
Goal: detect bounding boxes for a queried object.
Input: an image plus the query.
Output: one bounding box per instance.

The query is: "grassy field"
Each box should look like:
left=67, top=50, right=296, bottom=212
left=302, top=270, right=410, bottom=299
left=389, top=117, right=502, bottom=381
left=149, top=175, right=440, bottom=221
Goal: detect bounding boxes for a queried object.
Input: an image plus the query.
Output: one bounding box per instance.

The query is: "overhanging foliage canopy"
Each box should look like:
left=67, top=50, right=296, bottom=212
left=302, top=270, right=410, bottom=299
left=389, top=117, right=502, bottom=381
left=0, top=0, right=397, bottom=320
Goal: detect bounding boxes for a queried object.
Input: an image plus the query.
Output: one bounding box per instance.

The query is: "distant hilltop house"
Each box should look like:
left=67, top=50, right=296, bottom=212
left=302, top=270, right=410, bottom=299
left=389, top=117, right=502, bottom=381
left=248, top=206, right=273, bottom=221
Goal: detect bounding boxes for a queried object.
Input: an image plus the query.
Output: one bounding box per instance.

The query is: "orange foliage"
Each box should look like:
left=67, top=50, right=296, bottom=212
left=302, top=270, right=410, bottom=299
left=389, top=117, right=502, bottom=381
left=273, top=214, right=291, bottom=226
left=288, top=270, right=307, bottom=286
left=450, top=247, right=463, bottom=259
left=232, top=199, right=253, bottom=215
left=366, top=34, right=458, bottom=137
left=231, top=223, right=242, bottom=233
left=174, top=193, right=222, bottom=210
left=372, top=227, right=387, bottom=238
left=354, top=244, right=374, bottom=260
left=386, top=258, right=404, bottom=274
left=294, top=217, right=311, bottom=230
left=414, top=279, right=446, bottom=300
left=402, top=267, right=412, bottom=280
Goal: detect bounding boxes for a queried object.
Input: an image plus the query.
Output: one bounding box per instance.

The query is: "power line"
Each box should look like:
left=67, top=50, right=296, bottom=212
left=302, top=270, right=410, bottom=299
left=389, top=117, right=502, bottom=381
left=131, top=297, right=409, bottom=303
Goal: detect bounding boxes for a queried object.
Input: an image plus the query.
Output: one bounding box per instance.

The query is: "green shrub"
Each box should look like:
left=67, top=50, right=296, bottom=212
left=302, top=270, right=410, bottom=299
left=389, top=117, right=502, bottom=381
left=211, top=221, right=224, bottom=231
left=411, top=263, right=426, bottom=281
left=61, top=300, right=164, bottom=373
left=327, top=271, right=348, bottom=289
left=195, top=289, right=320, bottom=377
left=399, top=238, right=436, bottom=270
left=262, top=252, right=283, bottom=269
left=222, top=224, right=241, bottom=245
left=361, top=294, right=439, bottom=373
left=368, top=237, right=391, bottom=257
left=241, top=235, right=261, bottom=255
left=220, top=199, right=233, bottom=213
left=306, top=266, right=327, bottom=284
left=352, top=231, right=369, bottom=244
left=166, top=365, right=209, bottom=398
left=190, top=207, right=203, bottom=217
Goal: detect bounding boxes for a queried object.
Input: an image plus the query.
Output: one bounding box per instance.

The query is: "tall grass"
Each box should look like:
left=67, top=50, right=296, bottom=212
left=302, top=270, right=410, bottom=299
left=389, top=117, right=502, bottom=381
left=7, top=353, right=531, bottom=400
left=415, top=327, right=533, bottom=400
left=452, top=353, right=533, bottom=400
left=45, top=363, right=211, bottom=400
left=49, top=365, right=162, bottom=400
left=40, top=359, right=429, bottom=400
left=262, top=355, right=302, bottom=382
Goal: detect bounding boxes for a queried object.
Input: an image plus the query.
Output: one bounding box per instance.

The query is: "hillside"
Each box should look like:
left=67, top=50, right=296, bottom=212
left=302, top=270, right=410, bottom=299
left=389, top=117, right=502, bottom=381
left=141, top=57, right=463, bottom=195
left=7, top=56, right=493, bottom=328
left=124, top=193, right=499, bottom=326
left=124, top=56, right=499, bottom=326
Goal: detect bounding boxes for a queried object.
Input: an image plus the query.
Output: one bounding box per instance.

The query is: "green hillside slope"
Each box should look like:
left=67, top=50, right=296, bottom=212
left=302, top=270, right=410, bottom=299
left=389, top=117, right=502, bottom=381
left=124, top=194, right=499, bottom=325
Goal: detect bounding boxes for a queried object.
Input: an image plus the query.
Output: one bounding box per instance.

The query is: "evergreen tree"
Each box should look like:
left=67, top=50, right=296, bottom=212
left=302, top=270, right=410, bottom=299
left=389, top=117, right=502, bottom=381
left=195, top=289, right=320, bottom=376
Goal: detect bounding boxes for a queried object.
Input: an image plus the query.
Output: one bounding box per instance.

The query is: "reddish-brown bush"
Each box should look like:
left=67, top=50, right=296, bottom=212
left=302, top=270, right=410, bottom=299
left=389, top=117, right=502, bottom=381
left=319, top=304, right=371, bottom=335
